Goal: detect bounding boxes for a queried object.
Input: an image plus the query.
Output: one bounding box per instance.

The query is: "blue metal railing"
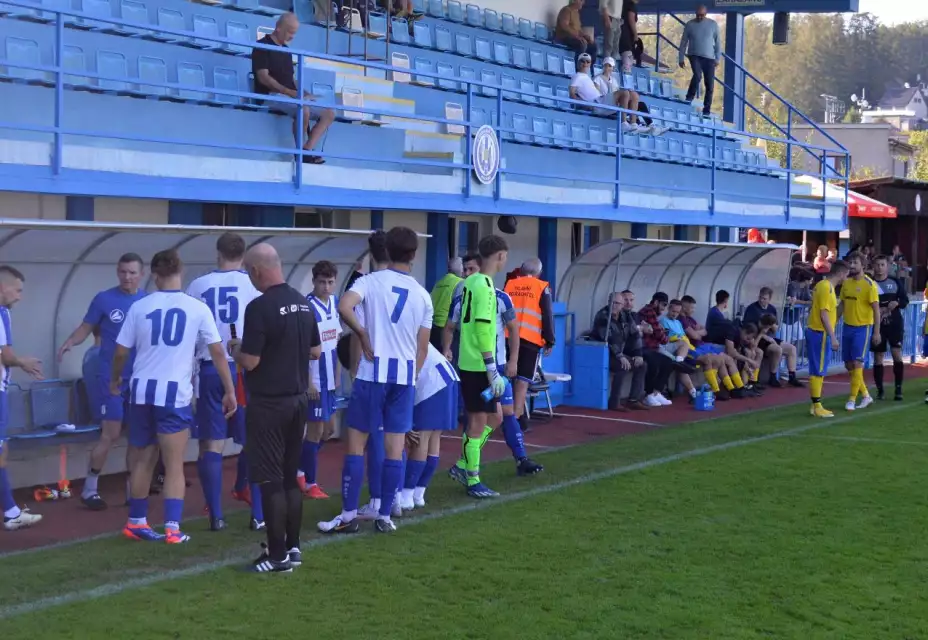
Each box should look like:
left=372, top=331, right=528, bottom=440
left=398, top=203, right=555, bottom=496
left=0, top=0, right=848, bottom=220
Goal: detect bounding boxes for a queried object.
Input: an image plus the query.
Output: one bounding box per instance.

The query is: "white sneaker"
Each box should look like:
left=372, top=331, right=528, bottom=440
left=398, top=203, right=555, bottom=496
left=655, top=392, right=672, bottom=406
left=3, top=507, right=41, bottom=531
left=316, top=514, right=359, bottom=534
left=413, top=495, right=426, bottom=509
left=635, top=124, right=652, bottom=134
left=650, top=125, right=670, bottom=136
left=857, top=395, right=874, bottom=410
left=398, top=492, right=415, bottom=511
left=621, top=121, right=636, bottom=133
left=644, top=393, right=662, bottom=407
left=391, top=497, right=403, bottom=519
left=356, top=503, right=379, bottom=520
left=845, top=401, right=856, bottom=412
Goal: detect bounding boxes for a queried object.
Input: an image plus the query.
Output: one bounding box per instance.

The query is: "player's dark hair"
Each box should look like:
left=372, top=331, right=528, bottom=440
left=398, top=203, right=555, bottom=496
left=462, top=253, right=480, bottom=265
left=477, top=235, right=508, bottom=260
left=621, top=288, right=634, bottom=295
left=117, top=252, right=144, bottom=268
left=845, top=251, right=862, bottom=263
left=385, top=226, right=419, bottom=264
left=740, top=322, right=758, bottom=337
left=651, top=292, right=669, bottom=305
left=830, top=260, right=850, bottom=275
left=759, top=313, right=777, bottom=328
left=0, top=265, right=25, bottom=282
left=367, top=230, right=389, bottom=265
left=681, top=295, right=697, bottom=305
left=872, top=254, right=889, bottom=264
left=715, top=289, right=730, bottom=305
left=759, top=286, right=773, bottom=297
left=216, top=232, right=246, bottom=261
left=150, top=249, right=183, bottom=278
left=312, top=260, right=338, bottom=280
left=669, top=299, right=682, bottom=308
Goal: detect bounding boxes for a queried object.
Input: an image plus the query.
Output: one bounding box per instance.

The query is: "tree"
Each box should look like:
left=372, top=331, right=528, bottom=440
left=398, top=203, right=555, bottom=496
left=907, top=131, right=928, bottom=182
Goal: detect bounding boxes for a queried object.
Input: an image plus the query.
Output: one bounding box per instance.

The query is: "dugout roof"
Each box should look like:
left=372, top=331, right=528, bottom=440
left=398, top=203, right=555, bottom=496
left=558, top=239, right=798, bottom=333
left=0, top=220, right=373, bottom=381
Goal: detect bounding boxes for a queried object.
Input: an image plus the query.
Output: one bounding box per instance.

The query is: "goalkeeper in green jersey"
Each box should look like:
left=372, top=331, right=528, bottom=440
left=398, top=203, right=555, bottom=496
left=454, top=234, right=509, bottom=498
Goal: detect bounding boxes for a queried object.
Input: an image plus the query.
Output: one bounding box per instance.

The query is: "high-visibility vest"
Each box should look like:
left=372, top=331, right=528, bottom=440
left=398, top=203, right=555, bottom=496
left=430, top=273, right=462, bottom=327
left=503, top=276, right=548, bottom=347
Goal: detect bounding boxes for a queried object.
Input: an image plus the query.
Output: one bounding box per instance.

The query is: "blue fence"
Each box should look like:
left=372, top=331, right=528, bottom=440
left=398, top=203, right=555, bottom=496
left=0, top=0, right=850, bottom=221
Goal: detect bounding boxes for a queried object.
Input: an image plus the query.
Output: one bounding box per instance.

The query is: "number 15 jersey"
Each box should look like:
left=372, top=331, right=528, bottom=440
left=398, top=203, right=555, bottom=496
left=186, top=270, right=261, bottom=362
left=116, top=291, right=222, bottom=408
left=349, top=270, right=433, bottom=386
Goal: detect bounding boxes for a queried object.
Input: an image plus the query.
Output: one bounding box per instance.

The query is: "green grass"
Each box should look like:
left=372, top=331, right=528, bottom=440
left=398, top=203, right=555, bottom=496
left=2, top=386, right=928, bottom=638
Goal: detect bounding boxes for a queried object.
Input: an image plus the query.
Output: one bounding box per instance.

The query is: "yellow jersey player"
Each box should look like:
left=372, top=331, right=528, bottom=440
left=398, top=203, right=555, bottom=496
left=806, top=260, right=849, bottom=417
left=838, top=252, right=880, bottom=412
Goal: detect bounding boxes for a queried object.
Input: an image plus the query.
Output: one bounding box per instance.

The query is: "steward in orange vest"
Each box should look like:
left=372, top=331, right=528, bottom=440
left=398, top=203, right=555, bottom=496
left=503, top=272, right=555, bottom=375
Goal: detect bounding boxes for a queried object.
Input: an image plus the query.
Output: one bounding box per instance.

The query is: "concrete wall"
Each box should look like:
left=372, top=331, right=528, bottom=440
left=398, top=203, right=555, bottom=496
left=0, top=193, right=66, bottom=219
left=793, top=123, right=915, bottom=180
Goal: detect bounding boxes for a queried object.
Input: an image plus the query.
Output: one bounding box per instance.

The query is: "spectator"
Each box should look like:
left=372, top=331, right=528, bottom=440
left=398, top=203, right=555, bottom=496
left=678, top=4, right=721, bottom=117
left=679, top=295, right=745, bottom=400
left=659, top=299, right=702, bottom=403
left=705, top=290, right=761, bottom=396
left=617, top=0, right=638, bottom=74
left=784, top=269, right=813, bottom=343
left=594, top=58, right=668, bottom=135
left=601, top=0, right=622, bottom=60
left=252, top=13, right=335, bottom=165
left=555, top=0, right=597, bottom=64
left=429, top=257, right=463, bottom=350
left=813, top=245, right=832, bottom=275
left=742, top=286, right=802, bottom=388
left=637, top=292, right=695, bottom=407
left=705, top=288, right=730, bottom=341
left=570, top=54, right=642, bottom=131
left=590, top=292, right=648, bottom=412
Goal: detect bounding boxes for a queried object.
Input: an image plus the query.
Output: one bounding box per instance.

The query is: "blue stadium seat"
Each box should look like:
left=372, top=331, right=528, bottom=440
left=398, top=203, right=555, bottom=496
left=479, top=68, right=496, bottom=96
left=589, top=125, right=605, bottom=153
left=546, top=52, right=560, bottom=75
left=0, top=1, right=42, bottom=20
left=435, top=25, right=452, bottom=52
left=622, top=133, right=639, bottom=157
left=436, top=61, right=457, bottom=91
left=676, top=108, right=691, bottom=131
left=427, top=0, right=442, bottom=18
left=412, top=21, right=431, bottom=48
left=95, top=49, right=131, bottom=93
left=80, top=0, right=114, bottom=30
left=213, top=67, right=240, bottom=105
left=62, top=44, right=92, bottom=88
left=605, top=127, right=617, bottom=155
left=512, top=113, right=531, bottom=143
left=465, top=3, right=481, bottom=27
left=552, top=119, right=569, bottom=147
left=500, top=73, right=517, bottom=101
left=39, top=0, right=80, bottom=25
left=682, top=140, right=696, bottom=164
left=455, top=33, right=473, bottom=57
left=235, top=0, right=283, bottom=17
left=2, top=37, right=50, bottom=84
left=493, top=41, right=510, bottom=66
left=474, top=36, right=491, bottom=61
left=413, top=56, right=434, bottom=86
left=695, top=142, right=709, bottom=166
left=411, top=0, right=425, bottom=13
left=534, top=21, right=549, bottom=42
left=655, top=137, right=671, bottom=162
left=459, top=64, right=475, bottom=91
left=532, top=116, right=551, bottom=145
left=137, top=54, right=167, bottom=96
left=554, top=85, right=569, bottom=110
left=620, top=71, right=633, bottom=89
left=446, top=0, right=462, bottom=22
left=150, top=7, right=185, bottom=44
left=660, top=77, right=672, bottom=98
left=571, top=123, right=587, bottom=150
left=366, top=11, right=388, bottom=38
left=635, top=74, right=648, bottom=94
left=669, top=138, right=685, bottom=164
left=192, top=14, right=221, bottom=50
left=501, top=12, right=516, bottom=35
left=177, top=60, right=208, bottom=101
left=116, top=0, right=148, bottom=36
left=537, top=81, right=553, bottom=107
left=529, top=48, right=544, bottom=72
left=311, top=82, right=334, bottom=115
left=518, top=17, right=532, bottom=40
left=563, top=56, right=575, bottom=76
left=391, top=17, right=409, bottom=44
left=520, top=77, right=535, bottom=104
left=483, top=8, right=498, bottom=30
left=470, top=106, right=487, bottom=128
left=511, top=44, right=527, bottom=69
left=227, top=21, right=251, bottom=55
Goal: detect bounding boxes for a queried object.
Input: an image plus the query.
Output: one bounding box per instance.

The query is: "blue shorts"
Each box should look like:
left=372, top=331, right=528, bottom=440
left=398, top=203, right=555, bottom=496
left=413, top=382, right=459, bottom=431
left=127, top=403, right=194, bottom=448
left=805, top=328, right=830, bottom=377
left=922, top=334, right=928, bottom=359
left=690, top=343, right=724, bottom=359
left=308, top=386, right=337, bottom=423
left=193, top=361, right=245, bottom=444
left=97, top=374, right=127, bottom=423
left=499, top=377, right=513, bottom=407
left=842, top=325, right=871, bottom=363
left=0, top=391, right=8, bottom=446
left=346, top=379, right=414, bottom=434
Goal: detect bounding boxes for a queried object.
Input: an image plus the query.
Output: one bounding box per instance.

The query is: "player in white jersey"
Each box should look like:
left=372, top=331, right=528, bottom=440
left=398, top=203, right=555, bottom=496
left=185, top=233, right=261, bottom=532
left=446, top=288, right=544, bottom=477
left=114, top=249, right=235, bottom=545
left=320, top=226, right=433, bottom=535
left=396, top=343, right=459, bottom=510
left=297, top=260, right=341, bottom=500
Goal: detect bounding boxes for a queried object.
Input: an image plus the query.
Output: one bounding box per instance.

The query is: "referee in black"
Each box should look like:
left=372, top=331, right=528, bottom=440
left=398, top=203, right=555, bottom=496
left=229, top=243, right=321, bottom=573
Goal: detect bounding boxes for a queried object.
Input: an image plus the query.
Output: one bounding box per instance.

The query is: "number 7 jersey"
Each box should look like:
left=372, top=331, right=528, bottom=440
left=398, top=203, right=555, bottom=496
left=186, top=269, right=261, bottom=362
left=116, top=291, right=222, bottom=408
left=349, top=270, right=433, bottom=386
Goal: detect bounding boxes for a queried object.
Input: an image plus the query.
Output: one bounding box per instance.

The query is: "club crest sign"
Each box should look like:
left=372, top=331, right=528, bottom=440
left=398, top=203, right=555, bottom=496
left=472, top=125, right=500, bottom=185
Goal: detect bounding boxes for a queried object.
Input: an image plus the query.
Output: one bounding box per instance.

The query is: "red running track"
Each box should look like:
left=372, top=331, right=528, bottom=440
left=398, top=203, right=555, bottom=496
left=2, top=365, right=924, bottom=554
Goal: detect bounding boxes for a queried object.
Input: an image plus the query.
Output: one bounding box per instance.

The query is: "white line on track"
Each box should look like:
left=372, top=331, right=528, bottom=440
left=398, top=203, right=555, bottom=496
left=551, top=412, right=659, bottom=427
left=440, top=434, right=548, bottom=449
left=0, top=401, right=914, bottom=621
left=795, top=434, right=928, bottom=446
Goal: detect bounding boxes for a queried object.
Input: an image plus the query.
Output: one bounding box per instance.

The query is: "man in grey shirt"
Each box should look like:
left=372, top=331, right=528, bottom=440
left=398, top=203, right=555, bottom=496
left=678, top=4, right=721, bottom=116
left=600, top=0, right=621, bottom=60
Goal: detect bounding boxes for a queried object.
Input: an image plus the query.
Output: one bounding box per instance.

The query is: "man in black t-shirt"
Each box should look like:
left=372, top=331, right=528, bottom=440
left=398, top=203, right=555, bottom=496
left=251, top=13, right=335, bottom=164
left=870, top=254, right=909, bottom=400
left=618, top=0, right=638, bottom=73
left=229, top=243, right=321, bottom=573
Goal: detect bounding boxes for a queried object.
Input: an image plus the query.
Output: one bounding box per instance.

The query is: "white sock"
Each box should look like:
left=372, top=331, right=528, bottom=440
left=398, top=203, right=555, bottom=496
left=296, top=470, right=305, bottom=479
left=689, top=388, right=698, bottom=398
left=413, top=487, right=426, bottom=501
left=341, top=509, right=357, bottom=522
left=401, top=488, right=414, bottom=503
left=83, top=472, right=99, bottom=497
left=4, top=505, right=22, bottom=519
left=675, top=356, right=684, bottom=362
left=371, top=498, right=381, bottom=511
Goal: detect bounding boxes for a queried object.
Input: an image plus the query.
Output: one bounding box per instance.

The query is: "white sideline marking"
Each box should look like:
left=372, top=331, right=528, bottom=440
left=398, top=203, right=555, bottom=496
left=441, top=435, right=548, bottom=449
left=0, top=401, right=914, bottom=621
left=797, top=434, right=928, bottom=447
left=551, top=412, right=659, bottom=427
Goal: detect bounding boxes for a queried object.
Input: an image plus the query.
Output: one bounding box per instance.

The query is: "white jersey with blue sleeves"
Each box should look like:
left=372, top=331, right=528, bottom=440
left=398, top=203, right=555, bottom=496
left=450, top=288, right=515, bottom=368
left=185, top=270, right=260, bottom=362
left=116, top=291, right=222, bottom=408
left=415, top=343, right=459, bottom=405
left=0, top=307, right=11, bottom=392
left=307, top=293, right=341, bottom=391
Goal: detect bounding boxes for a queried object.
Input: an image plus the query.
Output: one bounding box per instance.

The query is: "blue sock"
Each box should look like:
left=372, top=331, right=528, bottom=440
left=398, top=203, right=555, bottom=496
left=250, top=483, right=264, bottom=522
left=366, top=430, right=384, bottom=501
left=342, top=454, right=364, bottom=512
left=196, top=457, right=211, bottom=512
left=379, top=458, right=404, bottom=518
left=419, top=455, right=439, bottom=489
left=501, top=414, right=527, bottom=461
left=234, top=453, right=248, bottom=492
left=163, top=497, right=183, bottom=530
left=405, top=459, right=427, bottom=490
left=204, top=451, right=224, bottom=519
left=301, top=441, right=320, bottom=484
left=400, top=450, right=407, bottom=489
left=0, top=467, right=15, bottom=512
left=128, top=497, right=148, bottom=523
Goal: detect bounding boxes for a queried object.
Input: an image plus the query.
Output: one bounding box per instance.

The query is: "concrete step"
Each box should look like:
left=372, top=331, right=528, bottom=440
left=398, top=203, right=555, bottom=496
left=404, top=130, right=463, bottom=155
left=335, top=72, right=396, bottom=98
left=337, top=92, right=415, bottom=118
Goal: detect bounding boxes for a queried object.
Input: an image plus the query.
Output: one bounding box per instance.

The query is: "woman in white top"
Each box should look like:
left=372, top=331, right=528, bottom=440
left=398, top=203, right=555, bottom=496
left=569, top=53, right=641, bottom=131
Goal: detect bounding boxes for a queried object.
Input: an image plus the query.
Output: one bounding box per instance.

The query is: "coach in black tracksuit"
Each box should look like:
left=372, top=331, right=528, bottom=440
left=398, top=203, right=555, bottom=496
left=870, top=254, right=909, bottom=401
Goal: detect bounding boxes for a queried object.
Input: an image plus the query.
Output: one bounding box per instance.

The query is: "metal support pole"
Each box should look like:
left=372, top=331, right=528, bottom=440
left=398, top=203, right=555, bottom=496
left=295, top=53, right=305, bottom=189
left=53, top=13, right=64, bottom=175
left=464, top=82, right=472, bottom=199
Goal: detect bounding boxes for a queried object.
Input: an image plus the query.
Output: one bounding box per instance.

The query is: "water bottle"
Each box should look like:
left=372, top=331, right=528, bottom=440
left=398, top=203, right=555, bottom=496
left=480, top=387, right=495, bottom=402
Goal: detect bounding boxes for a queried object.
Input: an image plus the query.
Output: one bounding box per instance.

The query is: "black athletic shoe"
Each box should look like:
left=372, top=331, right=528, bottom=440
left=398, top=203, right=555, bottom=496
left=81, top=493, right=107, bottom=511
left=251, top=544, right=293, bottom=574
left=516, top=457, right=543, bottom=476
left=767, top=378, right=783, bottom=389
left=876, top=389, right=885, bottom=401
left=250, top=517, right=266, bottom=531
left=715, top=388, right=730, bottom=401
left=752, top=383, right=767, bottom=392
left=894, top=390, right=904, bottom=401
left=744, top=386, right=763, bottom=398
left=730, top=388, right=746, bottom=400
left=209, top=516, right=227, bottom=532
left=374, top=518, right=397, bottom=534
left=787, top=377, right=804, bottom=388
left=287, top=547, right=303, bottom=567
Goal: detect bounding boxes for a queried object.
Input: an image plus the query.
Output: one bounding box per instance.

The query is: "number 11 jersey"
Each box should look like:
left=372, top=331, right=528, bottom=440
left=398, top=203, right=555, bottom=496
left=116, top=291, right=221, bottom=408
left=349, top=270, right=433, bottom=386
